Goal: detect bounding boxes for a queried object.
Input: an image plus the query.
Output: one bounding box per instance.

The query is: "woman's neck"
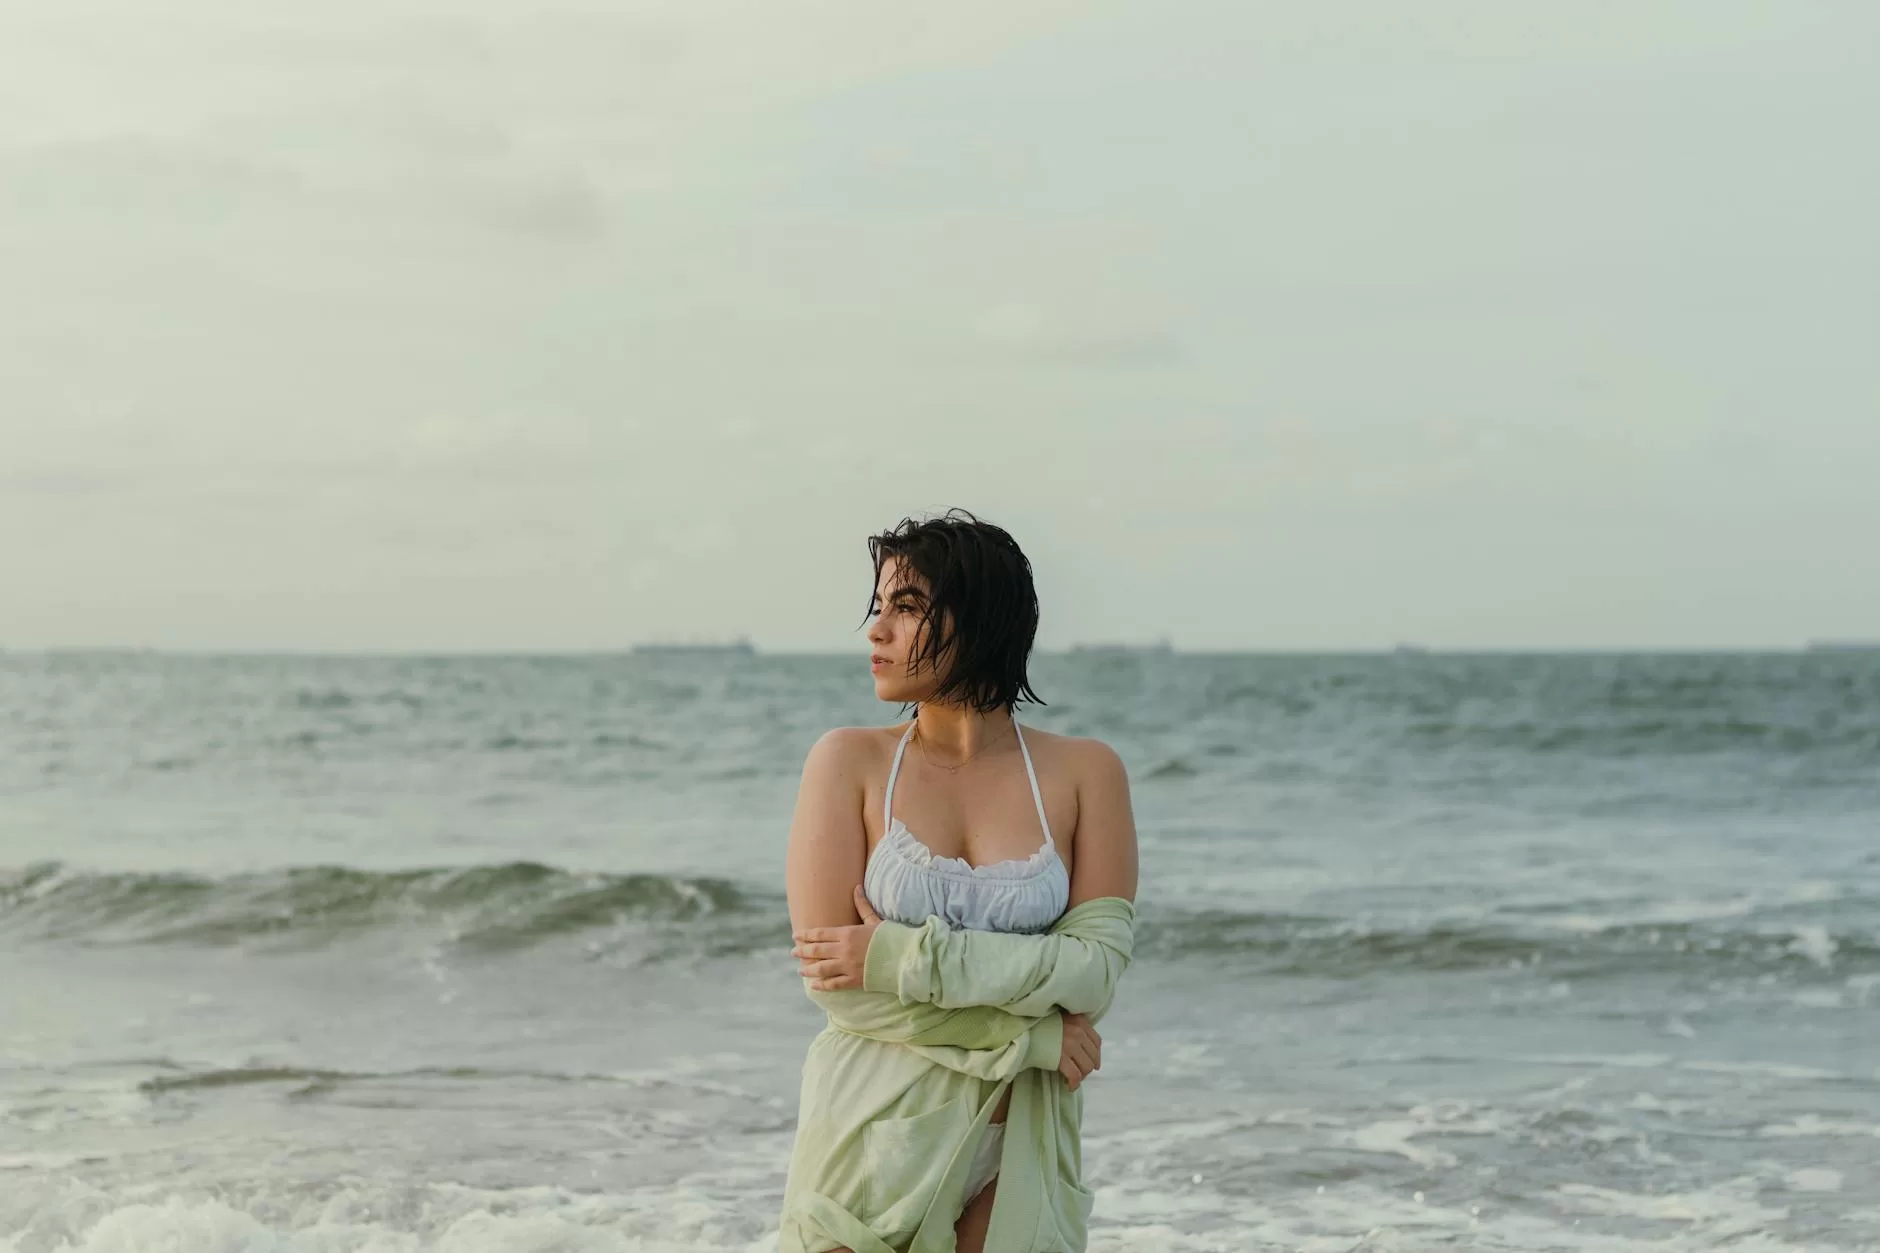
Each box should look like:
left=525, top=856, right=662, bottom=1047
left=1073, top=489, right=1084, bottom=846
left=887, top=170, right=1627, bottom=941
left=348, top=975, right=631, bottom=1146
left=910, top=703, right=1016, bottom=763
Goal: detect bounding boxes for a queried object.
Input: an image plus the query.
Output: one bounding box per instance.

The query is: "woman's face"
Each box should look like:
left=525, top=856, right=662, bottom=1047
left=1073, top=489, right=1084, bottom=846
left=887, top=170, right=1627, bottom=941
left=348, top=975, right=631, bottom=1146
left=866, top=557, right=947, bottom=705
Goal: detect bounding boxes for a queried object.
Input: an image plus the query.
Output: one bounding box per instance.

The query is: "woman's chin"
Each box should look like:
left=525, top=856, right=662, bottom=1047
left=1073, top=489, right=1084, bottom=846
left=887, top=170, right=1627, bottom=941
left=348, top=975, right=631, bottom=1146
left=873, top=678, right=916, bottom=703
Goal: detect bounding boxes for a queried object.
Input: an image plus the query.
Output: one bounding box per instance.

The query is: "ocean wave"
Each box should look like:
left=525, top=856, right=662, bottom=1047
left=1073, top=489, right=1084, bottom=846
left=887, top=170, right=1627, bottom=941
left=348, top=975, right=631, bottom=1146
left=5, top=862, right=1873, bottom=978
left=132, top=1062, right=713, bottom=1096
left=1403, top=715, right=1880, bottom=756
left=0, top=862, right=768, bottom=952
left=1133, top=906, right=1880, bottom=977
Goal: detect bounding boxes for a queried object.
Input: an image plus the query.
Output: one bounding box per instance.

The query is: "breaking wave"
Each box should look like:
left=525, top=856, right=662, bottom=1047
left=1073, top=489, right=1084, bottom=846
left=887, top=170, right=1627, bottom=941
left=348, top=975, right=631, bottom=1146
left=0, top=861, right=772, bottom=953
left=4, top=862, right=1872, bottom=980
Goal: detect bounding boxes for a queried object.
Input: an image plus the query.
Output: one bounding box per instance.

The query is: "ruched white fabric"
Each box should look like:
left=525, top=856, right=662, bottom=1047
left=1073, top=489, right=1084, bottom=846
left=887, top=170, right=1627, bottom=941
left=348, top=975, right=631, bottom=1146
left=863, top=718, right=1070, bottom=938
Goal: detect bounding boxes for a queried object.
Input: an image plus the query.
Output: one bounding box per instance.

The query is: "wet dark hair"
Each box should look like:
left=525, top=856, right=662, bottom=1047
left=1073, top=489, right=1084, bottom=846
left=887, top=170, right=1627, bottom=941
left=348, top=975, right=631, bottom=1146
left=863, top=508, right=1045, bottom=714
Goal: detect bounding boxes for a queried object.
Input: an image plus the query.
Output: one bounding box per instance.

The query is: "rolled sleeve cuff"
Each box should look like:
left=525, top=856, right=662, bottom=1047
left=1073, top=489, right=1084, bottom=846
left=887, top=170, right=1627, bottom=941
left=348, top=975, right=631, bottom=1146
left=861, top=918, right=924, bottom=999
left=1021, top=1011, right=1064, bottom=1072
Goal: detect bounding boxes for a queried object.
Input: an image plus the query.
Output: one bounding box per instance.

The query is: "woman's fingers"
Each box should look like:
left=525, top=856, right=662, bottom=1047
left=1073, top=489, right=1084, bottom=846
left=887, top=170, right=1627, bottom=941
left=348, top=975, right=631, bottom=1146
left=1064, top=1032, right=1097, bottom=1080
left=1051, top=1013, right=1104, bottom=1089
left=792, top=941, right=860, bottom=968
left=792, top=936, right=865, bottom=957
left=800, top=959, right=856, bottom=981
left=1059, top=1022, right=1101, bottom=1085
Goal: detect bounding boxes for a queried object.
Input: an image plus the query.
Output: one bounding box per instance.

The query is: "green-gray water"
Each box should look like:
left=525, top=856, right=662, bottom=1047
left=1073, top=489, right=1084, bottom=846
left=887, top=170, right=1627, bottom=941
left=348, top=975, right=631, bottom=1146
left=3, top=650, right=1876, bottom=1251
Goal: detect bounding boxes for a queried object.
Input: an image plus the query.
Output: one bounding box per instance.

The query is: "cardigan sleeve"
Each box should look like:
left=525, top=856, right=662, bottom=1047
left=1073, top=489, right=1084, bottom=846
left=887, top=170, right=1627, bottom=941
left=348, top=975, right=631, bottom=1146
left=805, top=985, right=1064, bottom=1074
left=859, top=896, right=1136, bottom=1018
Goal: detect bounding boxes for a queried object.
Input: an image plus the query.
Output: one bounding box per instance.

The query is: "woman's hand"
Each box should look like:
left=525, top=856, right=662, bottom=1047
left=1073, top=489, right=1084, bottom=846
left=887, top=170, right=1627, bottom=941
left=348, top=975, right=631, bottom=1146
left=1059, top=1012, right=1101, bottom=1091
left=791, top=885, right=884, bottom=990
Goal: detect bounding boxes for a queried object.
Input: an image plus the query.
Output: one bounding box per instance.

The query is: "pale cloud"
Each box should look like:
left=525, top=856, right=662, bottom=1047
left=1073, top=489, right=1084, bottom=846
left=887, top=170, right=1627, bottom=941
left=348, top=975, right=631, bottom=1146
left=973, top=302, right=1184, bottom=369
left=0, top=1, right=1875, bottom=651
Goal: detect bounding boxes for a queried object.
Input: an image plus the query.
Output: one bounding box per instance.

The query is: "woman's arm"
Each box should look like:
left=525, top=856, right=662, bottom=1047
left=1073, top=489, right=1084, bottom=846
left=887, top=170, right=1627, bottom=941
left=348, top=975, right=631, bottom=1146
left=1064, top=739, right=1140, bottom=909
left=862, top=895, right=1135, bottom=1017
left=784, top=729, right=868, bottom=937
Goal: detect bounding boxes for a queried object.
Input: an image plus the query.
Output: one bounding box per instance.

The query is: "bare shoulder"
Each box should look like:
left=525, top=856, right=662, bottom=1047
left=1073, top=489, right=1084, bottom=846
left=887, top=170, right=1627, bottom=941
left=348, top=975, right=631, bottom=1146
left=800, top=723, right=906, bottom=778
left=1021, top=728, right=1134, bottom=860
left=1073, top=734, right=1129, bottom=779
left=1071, top=738, right=1132, bottom=822
left=1021, top=725, right=1129, bottom=785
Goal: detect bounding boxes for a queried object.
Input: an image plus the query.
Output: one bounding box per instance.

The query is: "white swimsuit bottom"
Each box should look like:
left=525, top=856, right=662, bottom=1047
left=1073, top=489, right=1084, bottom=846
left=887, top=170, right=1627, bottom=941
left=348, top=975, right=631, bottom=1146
left=965, top=1120, right=1006, bottom=1203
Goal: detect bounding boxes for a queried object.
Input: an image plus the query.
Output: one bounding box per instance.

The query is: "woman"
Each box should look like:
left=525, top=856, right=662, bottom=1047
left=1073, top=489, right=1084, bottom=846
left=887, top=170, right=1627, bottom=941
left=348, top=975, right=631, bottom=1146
left=777, top=509, right=1140, bottom=1253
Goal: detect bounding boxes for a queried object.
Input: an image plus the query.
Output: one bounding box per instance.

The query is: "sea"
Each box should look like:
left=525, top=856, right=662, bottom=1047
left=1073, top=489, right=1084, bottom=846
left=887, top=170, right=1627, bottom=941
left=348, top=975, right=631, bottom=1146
left=2, top=649, right=1876, bottom=1252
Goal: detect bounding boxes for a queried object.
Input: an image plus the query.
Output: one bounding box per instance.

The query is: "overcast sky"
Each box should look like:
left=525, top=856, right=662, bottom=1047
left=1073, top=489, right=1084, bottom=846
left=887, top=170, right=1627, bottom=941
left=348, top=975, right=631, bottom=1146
left=3, top=2, right=1875, bottom=652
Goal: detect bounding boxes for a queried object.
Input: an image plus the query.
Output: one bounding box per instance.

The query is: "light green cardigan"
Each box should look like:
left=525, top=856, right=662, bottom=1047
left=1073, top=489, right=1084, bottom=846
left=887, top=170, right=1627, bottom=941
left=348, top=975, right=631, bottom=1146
left=777, top=896, right=1137, bottom=1253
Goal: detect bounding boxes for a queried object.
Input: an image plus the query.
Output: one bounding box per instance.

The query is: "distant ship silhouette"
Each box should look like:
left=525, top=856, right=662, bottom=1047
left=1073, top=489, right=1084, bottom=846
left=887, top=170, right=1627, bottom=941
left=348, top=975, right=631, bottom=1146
left=1067, top=637, right=1173, bottom=656
left=631, top=637, right=757, bottom=656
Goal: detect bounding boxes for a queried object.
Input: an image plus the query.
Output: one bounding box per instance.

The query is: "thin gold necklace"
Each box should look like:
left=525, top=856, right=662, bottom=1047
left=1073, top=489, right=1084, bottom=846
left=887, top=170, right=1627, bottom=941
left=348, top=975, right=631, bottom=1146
left=913, top=719, right=1012, bottom=773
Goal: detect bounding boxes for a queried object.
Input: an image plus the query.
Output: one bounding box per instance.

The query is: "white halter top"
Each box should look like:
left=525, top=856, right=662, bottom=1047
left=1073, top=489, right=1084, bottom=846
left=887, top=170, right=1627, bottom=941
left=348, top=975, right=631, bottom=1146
left=862, top=717, right=1070, bottom=935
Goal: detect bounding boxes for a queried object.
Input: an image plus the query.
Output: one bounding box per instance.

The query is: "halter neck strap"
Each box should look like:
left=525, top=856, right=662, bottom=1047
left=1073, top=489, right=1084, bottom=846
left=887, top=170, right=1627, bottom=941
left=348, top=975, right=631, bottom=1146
left=882, top=716, right=1052, bottom=847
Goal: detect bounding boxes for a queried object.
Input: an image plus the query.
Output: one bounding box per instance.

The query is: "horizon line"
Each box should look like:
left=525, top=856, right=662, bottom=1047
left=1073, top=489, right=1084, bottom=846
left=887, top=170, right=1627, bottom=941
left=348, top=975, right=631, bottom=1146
left=5, top=642, right=1871, bottom=658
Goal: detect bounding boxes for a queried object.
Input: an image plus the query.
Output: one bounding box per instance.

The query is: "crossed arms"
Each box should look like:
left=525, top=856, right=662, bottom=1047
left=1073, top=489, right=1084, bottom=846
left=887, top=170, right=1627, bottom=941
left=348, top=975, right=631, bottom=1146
left=782, top=726, right=1138, bottom=1075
